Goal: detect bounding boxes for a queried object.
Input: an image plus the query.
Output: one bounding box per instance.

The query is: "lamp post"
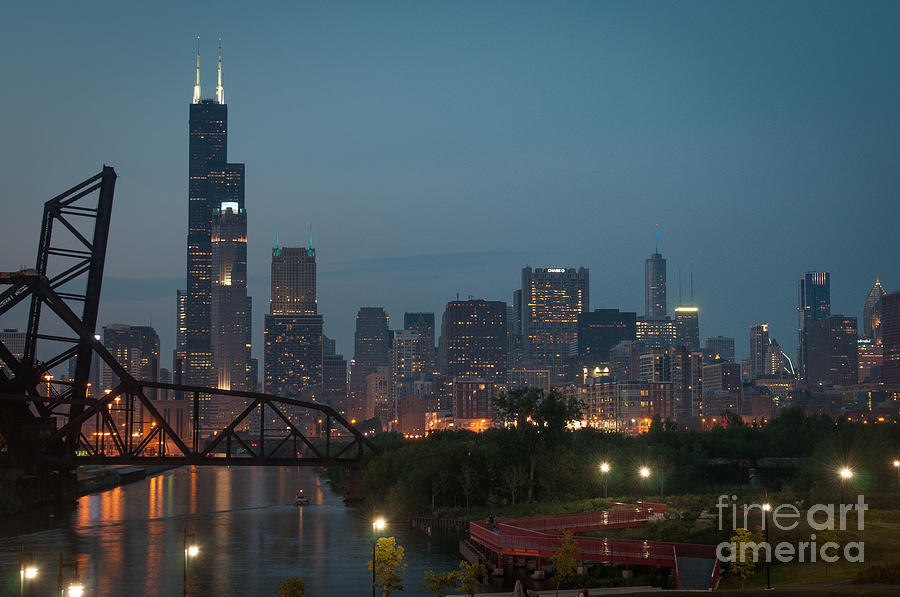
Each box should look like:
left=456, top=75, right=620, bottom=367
left=639, top=467, right=650, bottom=508
left=893, top=460, right=899, bottom=492
left=372, top=518, right=385, bottom=597
left=56, top=554, right=81, bottom=597
left=18, top=546, right=37, bottom=597
left=183, top=528, right=199, bottom=597
left=839, top=468, right=853, bottom=505
left=600, top=463, right=610, bottom=499
left=762, top=503, right=772, bottom=590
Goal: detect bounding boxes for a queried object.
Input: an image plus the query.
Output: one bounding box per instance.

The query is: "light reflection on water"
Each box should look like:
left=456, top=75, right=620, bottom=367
left=0, top=467, right=463, bottom=596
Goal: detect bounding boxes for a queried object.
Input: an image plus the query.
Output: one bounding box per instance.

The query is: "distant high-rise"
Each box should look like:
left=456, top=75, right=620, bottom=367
left=270, top=246, right=316, bottom=315
left=350, top=308, right=390, bottom=418
left=704, top=336, right=734, bottom=363
left=102, top=324, right=160, bottom=399
left=863, top=277, right=887, bottom=343
left=645, top=251, right=667, bottom=319
left=674, top=307, right=700, bottom=351
left=211, top=202, right=249, bottom=391
left=0, top=329, right=25, bottom=379
left=439, top=299, right=507, bottom=383
left=798, top=271, right=831, bottom=380
left=521, top=267, right=589, bottom=382
left=183, top=41, right=244, bottom=389
left=577, top=309, right=637, bottom=359
left=881, top=292, right=900, bottom=385
left=403, top=312, right=435, bottom=374
left=748, top=324, right=770, bottom=381
left=635, top=317, right=676, bottom=350
left=805, top=315, right=857, bottom=387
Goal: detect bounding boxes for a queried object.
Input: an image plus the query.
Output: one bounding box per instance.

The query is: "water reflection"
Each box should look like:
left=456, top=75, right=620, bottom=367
left=0, top=467, right=462, bottom=596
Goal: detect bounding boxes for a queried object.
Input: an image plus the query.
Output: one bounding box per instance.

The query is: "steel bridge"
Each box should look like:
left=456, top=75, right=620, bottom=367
left=0, top=167, right=377, bottom=500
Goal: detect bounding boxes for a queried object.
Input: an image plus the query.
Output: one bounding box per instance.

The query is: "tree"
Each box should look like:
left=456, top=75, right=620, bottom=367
left=552, top=530, right=579, bottom=596
left=817, top=529, right=841, bottom=578
left=277, top=577, right=306, bottom=597
left=500, top=464, right=527, bottom=505
left=727, top=528, right=758, bottom=589
left=459, top=462, right=476, bottom=511
left=369, top=536, right=407, bottom=596
left=420, top=570, right=461, bottom=597
left=455, top=560, right=488, bottom=597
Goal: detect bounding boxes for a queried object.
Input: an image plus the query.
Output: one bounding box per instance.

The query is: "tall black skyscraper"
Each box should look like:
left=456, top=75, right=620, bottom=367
left=645, top=250, right=667, bottom=320
left=798, top=271, right=830, bottom=381
left=180, top=41, right=245, bottom=389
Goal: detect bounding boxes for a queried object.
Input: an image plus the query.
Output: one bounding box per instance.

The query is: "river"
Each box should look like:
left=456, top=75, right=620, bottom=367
left=0, top=466, right=466, bottom=596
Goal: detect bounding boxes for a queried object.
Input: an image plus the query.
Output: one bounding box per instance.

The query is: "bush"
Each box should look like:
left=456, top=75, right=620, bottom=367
left=853, top=564, right=900, bottom=584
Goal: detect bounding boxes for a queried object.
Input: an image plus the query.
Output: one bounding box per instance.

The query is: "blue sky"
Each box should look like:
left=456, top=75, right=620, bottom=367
left=1, top=0, right=898, bottom=364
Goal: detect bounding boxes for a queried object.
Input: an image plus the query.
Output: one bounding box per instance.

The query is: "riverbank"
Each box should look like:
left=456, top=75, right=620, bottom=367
left=76, top=464, right=179, bottom=496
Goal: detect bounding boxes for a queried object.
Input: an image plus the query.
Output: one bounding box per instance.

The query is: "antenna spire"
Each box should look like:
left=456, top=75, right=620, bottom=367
left=655, top=224, right=659, bottom=253
left=192, top=37, right=201, bottom=104
left=690, top=265, right=694, bottom=304
left=216, top=38, right=224, bottom=104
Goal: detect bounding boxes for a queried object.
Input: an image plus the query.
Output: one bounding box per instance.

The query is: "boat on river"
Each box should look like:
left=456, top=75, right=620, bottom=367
left=294, top=489, right=309, bottom=506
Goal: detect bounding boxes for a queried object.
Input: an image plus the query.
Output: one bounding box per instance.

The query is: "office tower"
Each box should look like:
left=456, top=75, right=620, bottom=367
left=264, top=242, right=322, bottom=398
left=670, top=346, right=703, bottom=419
left=798, top=271, right=831, bottom=380
left=210, top=202, right=249, bottom=391
left=762, top=339, right=794, bottom=378
left=645, top=251, right=667, bottom=319
left=704, top=336, right=735, bottom=363
left=271, top=246, right=316, bottom=315
left=609, top=340, right=644, bottom=382
left=263, top=314, right=323, bottom=397
left=748, top=324, right=770, bottom=381
left=350, top=308, right=390, bottom=418
left=878, top=292, right=900, bottom=385
left=323, top=335, right=336, bottom=358
left=577, top=309, right=637, bottom=360
left=857, top=338, right=882, bottom=383
left=702, top=362, right=742, bottom=393
left=521, top=267, right=589, bottom=382
left=805, top=315, right=858, bottom=387
left=635, top=317, right=676, bottom=350
left=101, top=325, right=160, bottom=398
left=451, top=379, right=497, bottom=429
left=863, top=277, right=887, bottom=343
left=403, top=312, right=435, bottom=374
left=365, top=368, right=390, bottom=422
left=390, top=329, right=426, bottom=421
left=511, top=289, right=523, bottom=335
left=638, top=349, right=670, bottom=382
left=673, top=307, right=700, bottom=350
left=439, top=299, right=507, bottom=383
left=322, top=353, right=348, bottom=412
left=184, top=42, right=244, bottom=389
left=0, top=328, right=25, bottom=379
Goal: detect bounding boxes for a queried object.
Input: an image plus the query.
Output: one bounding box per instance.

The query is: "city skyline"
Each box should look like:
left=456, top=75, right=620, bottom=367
left=1, top=1, right=898, bottom=364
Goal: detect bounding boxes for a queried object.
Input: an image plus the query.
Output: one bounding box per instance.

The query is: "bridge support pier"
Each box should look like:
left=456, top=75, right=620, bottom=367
left=345, top=467, right=363, bottom=503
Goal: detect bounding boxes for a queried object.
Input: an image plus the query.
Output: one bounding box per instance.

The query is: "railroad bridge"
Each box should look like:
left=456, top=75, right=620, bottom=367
left=0, top=167, right=377, bottom=502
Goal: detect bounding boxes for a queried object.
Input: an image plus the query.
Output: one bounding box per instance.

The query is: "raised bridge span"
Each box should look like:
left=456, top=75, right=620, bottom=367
left=467, top=503, right=720, bottom=590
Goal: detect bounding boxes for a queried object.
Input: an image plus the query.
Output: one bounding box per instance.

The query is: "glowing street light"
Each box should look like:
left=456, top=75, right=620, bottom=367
left=762, top=503, right=772, bottom=589
left=638, top=467, right=651, bottom=507
left=372, top=518, right=386, bottom=597
left=839, top=467, right=853, bottom=504
left=183, top=528, right=199, bottom=597
left=67, top=583, right=84, bottom=597
left=893, top=460, right=900, bottom=492
left=600, top=462, right=610, bottom=499
left=18, top=546, right=37, bottom=597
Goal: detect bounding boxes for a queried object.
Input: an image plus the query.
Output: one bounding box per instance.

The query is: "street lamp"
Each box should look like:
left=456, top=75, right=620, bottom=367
left=183, top=528, right=199, bottom=597
left=600, top=462, right=610, bottom=499
left=67, top=584, right=84, bottom=597
left=372, top=518, right=386, bottom=597
left=893, top=460, right=899, bottom=492
left=762, top=503, right=772, bottom=590
left=56, top=555, right=80, bottom=597
left=639, top=467, right=650, bottom=508
left=839, top=468, right=853, bottom=504
left=18, top=546, right=37, bottom=597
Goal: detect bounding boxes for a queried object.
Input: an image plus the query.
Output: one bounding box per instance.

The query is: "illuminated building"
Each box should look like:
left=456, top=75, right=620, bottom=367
left=270, top=246, right=316, bottom=316
left=674, top=306, right=700, bottom=350
left=404, top=312, right=436, bottom=374
left=805, top=315, right=857, bottom=387
left=748, top=324, right=770, bottom=381
left=609, top=340, right=644, bottom=382
left=521, top=267, right=589, bottom=382
left=702, top=362, right=742, bottom=393
left=635, top=317, right=676, bottom=350
left=322, top=353, right=348, bottom=411
left=798, top=271, right=831, bottom=381
left=645, top=251, right=667, bottom=319
left=857, top=338, right=882, bottom=384
left=184, top=42, right=244, bottom=389
left=639, top=350, right=670, bottom=382
left=704, top=336, right=734, bottom=363
left=670, top=347, right=703, bottom=419
left=439, top=299, right=507, bottom=383
left=101, top=324, right=160, bottom=399
left=390, top=329, right=427, bottom=422
left=211, top=202, right=249, bottom=391
left=878, top=291, right=900, bottom=385
left=350, top=308, right=390, bottom=419
left=863, top=277, right=887, bottom=343
left=507, top=369, right=551, bottom=392
left=451, top=378, right=496, bottom=425
left=0, top=328, right=24, bottom=379
left=577, top=309, right=637, bottom=360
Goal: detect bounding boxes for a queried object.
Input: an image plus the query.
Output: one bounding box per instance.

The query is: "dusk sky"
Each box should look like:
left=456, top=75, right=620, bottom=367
left=1, top=0, right=898, bottom=365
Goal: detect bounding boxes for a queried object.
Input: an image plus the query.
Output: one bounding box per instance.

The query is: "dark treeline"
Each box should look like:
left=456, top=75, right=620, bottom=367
left=360, top=389, right=900, bottom=519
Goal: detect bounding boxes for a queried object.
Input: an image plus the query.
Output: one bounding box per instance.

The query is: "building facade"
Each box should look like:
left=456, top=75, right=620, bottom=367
left=798, top=271, right=831, bottom=381
left=211, top=203, right=249, bottom=391
left=439, top=299, right=507, bottom=383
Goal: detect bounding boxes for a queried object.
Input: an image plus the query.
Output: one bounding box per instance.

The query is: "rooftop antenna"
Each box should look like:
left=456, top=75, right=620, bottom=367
left=216, top=38, right=224, bottom=104
left=655, top=224, right=659, bottom=254
left=192, top=37, right=201, bottom=104
left=678, top=268, right=683, bottom=305
left=690, top=265, right=694, bottom=304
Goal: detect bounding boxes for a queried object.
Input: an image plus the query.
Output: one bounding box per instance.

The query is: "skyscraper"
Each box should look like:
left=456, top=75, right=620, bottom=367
left=264, top=241, right=322, bottom=398
left=749, top=324, right=770, bottom=381
left=350, top=308, right=390, bottom=418
left=673, top=306, right=700, bottom=351
left=101, top=324, right=160, bottom=399
left=577, top=309, right=637, bottom=360
left=881, top=291, right=900, bottom=386
left=403, top=312, right=436, bottom=375
left=521, top=267, right=589, bottom=382
left=211, top=202, right=249, bottom=391
left=183, top=41, right=244, bottom=389
left=805, top=315, right=858, bottom=387
left=798, top=271, right=830, bottom=381
left=704, top=336, right=735, bottom=363
left=863, top=277, right=887, bottom=343
left=645, top=251, right=667, bottom=319
left=439, top=299, right=507, bottom=383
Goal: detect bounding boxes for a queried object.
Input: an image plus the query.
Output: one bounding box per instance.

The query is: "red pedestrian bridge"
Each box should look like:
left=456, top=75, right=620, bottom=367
left=467, top=503, right=720, bottom=590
